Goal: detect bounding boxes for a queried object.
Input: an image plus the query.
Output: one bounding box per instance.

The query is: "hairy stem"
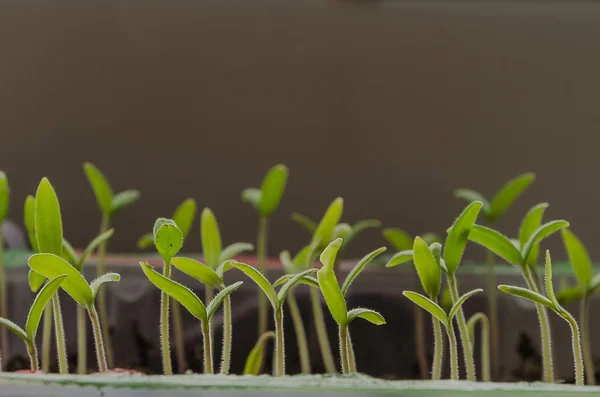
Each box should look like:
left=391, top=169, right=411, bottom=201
left=432, top=318, right=444, bottom=380
left=205, top=287, right=214, bottom=306
left=346, top=328, right=357, bottom=374
left=522, top=266, right=553, bottom=383
left=339, top=325, right=349, bottom=374
left=447, top=275, right=476, bottom=381
left=274, top=309, right=285, bottom=376
left=77, top=305, right=87, bottom=374
left=202, top=320, right=214, bottom=374
left=415, top=305, right=429, bottom=379
left=52, top=294, right=68, bottom=374
left=171, top=300, right=186, bottom=373
left=562, top=310, right=584, bottom=386
left=160, top=260, right=173, bottom=375
left=26, top=341, right=39, bottom=372
left=257, top=216, right=269, bottom=338
left=468, top=312, right=491, bottom=382
left=41, top=305, right=52, bottom=372
left=88, top=305, right=107, bottom=373
left=96, top=213, right=114, bottom=369
left=220, top=294, right=233, bottom=374
left=0, top=231, right=8, bottom=364
left=309, top=286, right=337, bottom=373
left=287, top=291, right=311, bottom=374
left=447, top=322, right=459, bottom=381
left=486, top=248, right=499, bottom=380
left=580, top=297, right=595, bottom=385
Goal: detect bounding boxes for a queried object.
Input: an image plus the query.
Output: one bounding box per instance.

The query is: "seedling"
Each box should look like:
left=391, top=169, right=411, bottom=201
left=498, top=251, right=584, bottom=385
left=241, top=164, right=288, bottom=339
left=317, top=238, right=387, bottom=374
left=0, top=171, right=8, bottom=366
left=243, top=331, right=276, bottom=375
left=84, top=162, right=139, bottom=368
left=140, top=261, right=243, bottom=374
left=454, top=172, right=535, bottom=378
left=558, top=229, right=600, bottom=385
left=467, top=312, right=491, bottom=382
left=467, top=209, right=569, bottom=383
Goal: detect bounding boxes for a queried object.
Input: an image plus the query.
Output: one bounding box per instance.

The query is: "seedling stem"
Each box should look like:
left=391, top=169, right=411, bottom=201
left=77, top=305, right=87, bottom=374
left=447, top=275, right=475, bottom=381
left=88, top=305, right=108, bottom=373
left=96, top=212, right=114, bottom=368
left=161, top=259, right=173, bottom=375
left=432, top=318, right=444, bottom=380
left=580, top=296, right=595, bottom=384
left=202, top=321, right=214, bottom=374
left=287, top=291, right=311, bottom=373
left=257, top=215, right=269, bottom=337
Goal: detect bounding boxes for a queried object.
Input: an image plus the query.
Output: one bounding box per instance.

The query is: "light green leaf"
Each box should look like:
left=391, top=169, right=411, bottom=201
left=171, top=257, right=221, bottom=288
left=413, top=237, right=441, bottom=299
left=28, top=270, right=45, bottom=293
left=24, top=195, right=38, bottom=252
left=312, top=198, right=344, bottom=249
left=273, top=274, right=319, bottom=289
left=454, top=189, right=490, bottom=214
left=220, top=242, right=254, bottom=263
left=317, top=267, right=347, bottom=325
left=25, top=274, right=68, bottom=340
left=521, top=220, right=569, bottom=267
left=230, top=262, right=278, bottom=310
left=440, top=286, right=453, bottom=313
left=382, top=228, right=412, bottom=252
left=333, top=223, right=352, bottom=240
left=518, top=203, right=549, bottom=266
left=61, top=239, right=79, bottom=268
left=449, top=288, right=482, bottom=320
left=347, top=308, right=386, bottom=325
left=276, top=268, right=318, bottom=306
left=0, top=171, right=8, bottom=223
left=498, top=285, right=554, bottom=309
left=543, top=250, right=561, bottom=310
left=342, top=219, right=381, bottom=249
left=557, top=286, right=584, bottom=305
left=488, top=172, right=535, bottom=222
left=79, top=229, right=115, bottom=270
left=111, top=190, right=139, bottom=214
left=291, top=213, right=317, bottom=234
left=279, top=251, right=295, bottom=274
left=292, top=244, right=317, bottom=272
left=468, top=225, right=522, bottom=266
left=429, top=243, right=443, bottom=266
left=385, top=250, right=414, bottom=268
left=402, top=291, right=447, bottom=324
left=207, top=281, right=243, bottom=319
left=341, top=247, right=386, bottom=296
left=140, top=261, right=207, bottom=321
left=172, top=198, right=197, bottom=241
left=28, top=253, right=93, bottom=307
left=319, top=238, right=343, bottom=271
left=137, top=233, right=154, bottom=249
left=0, top=318, right=27, bottom=342
left=589, top=273, right=600, bottom=295
left=422, top=233, right=443, bottom=245
left=241, top=188, right=262, bottom=211
left=201, top=208, right=222, bottom=269
left=444, top=202, right=483, bottom=275
left=35, top=178, right=63, bottom=257
left=90, top=273, right=120, bottom=300
left=561, top=229, right=592, bottom=289
left=243, top=331, right=275, bottom=375
left=83, top=162, right=113, bottom=214
left=258, top=164, right=288, bottom=217
left=153, top=218, right=183, bottom=263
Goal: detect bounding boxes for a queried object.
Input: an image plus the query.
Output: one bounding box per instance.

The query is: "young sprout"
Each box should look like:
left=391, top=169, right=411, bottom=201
left=0, top=172, right=8, bottom=365
left=0, top=274, right=67, bottom=372
left=230, top=261, right=318, bottom=376
left=467, top=212, right=569, bottom=383
left=241, top=164, right=288, bottom=339
left=316, top=238, right=387, bottom=374
left=243, top=331, right=276, bottom=375
left=454, top=172, right=535, bottom=379
left=84, top=162, right=139, bottom=368
left=467, top=313, right=491, bottom=382
left=559, top=229, right=600, bottom=385
left=498, top=251, right=584, bottom=385
left=140, top=262, right=243, bottom=374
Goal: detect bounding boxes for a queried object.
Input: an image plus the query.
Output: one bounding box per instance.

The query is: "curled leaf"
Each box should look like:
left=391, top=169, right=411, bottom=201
left=25, top=274, right=68, bottom=340
left=341, top=247, right=386, bottom=296
left=449, top=288, right=482, bottom=320
left=385, top=250, right=414, bottom=268
left=90, top=273, right=121, bottom=299
left=206, top=281, right=243, bottom=319
left=243, top=331, right=275, bottom=375
left=153, top=218, right=183, bottom=263
left=498, top=285, right=554, bottom=309
left=347, top=308, right=386, bottom=325
left=402, top=291, right=447, bottom=325
left=230, top=262, right=278, bottom=310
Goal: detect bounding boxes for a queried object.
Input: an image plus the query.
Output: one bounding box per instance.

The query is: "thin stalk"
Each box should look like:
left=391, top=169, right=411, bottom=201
left=77, top=305, right=87, bottom=374
left=447, top=275, right=476, bottom=381
left=287, top=291, right=311, bottom=374
left=41, top=305, right=52, bottom=372
left=274, top=309, right=285, bottom=376
left=522, top=266, right=553, bottom=383
left=432, top=318, right=444, bottom=380
left=26, top=341, right=39, bottom=372
left=0, top=231, right=8, bottom=363
left=339, top=325, right=349, bottom=374
left=160, top=260, right=173, bottom=375
left=486, top=248, right=499, bottom=380
left=468, top=312, right=491, bottom=382
left=309, top=286, right=337, bottom=373
left=580, top=296, right=595, bottom=385
left=96, top=213, right=114, bottom=369
left=415, top=306, right=429, bottom=379
left=562, top=311, right=584, bottom=386
left=346, top=328, right=357, bottom=374
left=447, top=322, right=459, bottom=381
left=88, top=305, right=107, bottom=373
left=205, top=287, right=214, bottom=306
left=52, top=294, right=68, bottom=374
left=202, top=321, right=214, bottom=374
left=257, top=216, right=269, bottom=337
left=171, top=300, right=186, bottom=373
left=220, top=294, right=233, bottom=374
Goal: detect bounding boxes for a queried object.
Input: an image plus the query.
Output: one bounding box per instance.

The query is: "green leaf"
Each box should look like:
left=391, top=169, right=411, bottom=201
left=342, top=219, right=381, bottom=249
left=83, top=162, right=113, bottom=214
left=153, top=218, right=183, bottom=263
left=488, top=172, right=535, bottom=222
left=402, top=291, right=448, bottom=324
left=589, top=273, right=600, bottom=295
left=140, top=261, right=207, bottom=321
left=206, top=281, right=243, bottom=319
left=111, top=190, right=140, bottom=214
left=61, top=239, right=79, bottom=268
left=412, top=237, right=441, bottom=299
left=449, top=288, right=482, bottom=320
left=468, top=225, right=522, bottom=266
left=273, top=274, right=319, bottom=289
left=243, top=331, right=275, bottom=375
left=382, top=228, right=412, bottom=252
left=90, top=273, right=121, bottom=300
left=498, top=285, right=554, bottom=309
left=28, top=253, right=93, bottom=307
left=384, top=250, right=414, bottom=268
left=258, top=164, right=288, bottom=217
left=78, top=229, right=115, bottom=270
left=312, top=198, right=344, bottom=249
left=25, top=274, right=68, bottom=340
left=35, top=178, right=63, bottom=257
left=0, top=171, right=8, bottom=223
left=521, top=220, right=569, bottom=267
left=341, top=247, right=386, bottom=296
left=317, top=239, right=347, bottom=325
left=171, top=257, right=222, bottom=288
left=241, top=188, right=262, bottom=211
left=28, top=270, right=45, bottom=293
left=220, top=242, right=254, bottom=263
left=201, top=208, right=222, bottom=269
left=137, top=233, right=154, bottom=249
left=444, top=202, right=483, bottom=275
left=292, top=245, right=317, bottom=272
left=440, top=286, right=453, bottom=313
left=543, top=250, right=561, bottom=310
left=290, top=213, right=317, bottom=234
left=172, top=198, right=197, bottom=241
left=557, top=286, right=584, bottom=305
left=0, top=318, right=27, bottom=342
left=346, top=308, right=386, bottom=325
left=319, top=237, right=343, bottom=272
left=518, top=203, right=549, bottom=266
left=230, top=262, right=278, bottom=310
left=454, top=189, right=490, bottom=214
left=429, top=243, right=443, bottom=266
left=24, top=195, right=38, bottom=252
left=422, top=233, right=443, bottom=245
left=561, top=229, right=592, bottom=289
left=333, top=223, right=352, bottom=240
left=276, top=268, right=318, bottom=306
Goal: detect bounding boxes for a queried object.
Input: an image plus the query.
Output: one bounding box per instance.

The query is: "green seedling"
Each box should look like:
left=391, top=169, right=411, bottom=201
left=466, top=212, right=569, bottom=383
left=242, top=164, right=288, bottom=339
left=498, top=251, right=584, bottom=385
left=84, top=162, right=139, bottom=368
left=454, top=172, right=535, bottom=379
left=0, top=171, right=8, bottom=367
left=243, top=331, right=276, bottom=375
left=229, top=261, right=318, bottom=376
left=558, top=229, right=600, bottom=385
left=467, top=312, right=491, bottom=382
left=383, top=228, right=442, bottom=252
left=316, top=238, right=387, bottom=374
left=0, top=274, right=67, bottom=372
left=140, top=261, right=242, bottom=374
